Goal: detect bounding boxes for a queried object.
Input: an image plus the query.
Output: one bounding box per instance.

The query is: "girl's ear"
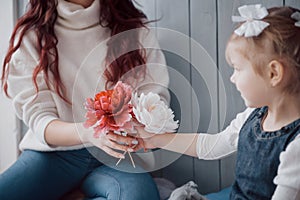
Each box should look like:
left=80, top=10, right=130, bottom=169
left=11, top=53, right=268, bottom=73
left=267, top=60, right=284, bottom=87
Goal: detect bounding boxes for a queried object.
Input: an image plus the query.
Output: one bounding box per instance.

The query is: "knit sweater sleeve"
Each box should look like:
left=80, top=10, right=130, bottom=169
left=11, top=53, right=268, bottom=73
left=6, top=31, right=58, bottom=146
left=196, top=108, right=254, bottom=160
left=272, top=135, right=300, bottom=199
left=135, top=28, right=170, bottom=104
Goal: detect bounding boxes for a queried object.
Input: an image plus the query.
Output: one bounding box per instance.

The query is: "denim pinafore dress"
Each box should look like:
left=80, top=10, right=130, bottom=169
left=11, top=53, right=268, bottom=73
left=230, top=107, right=300, bottom=200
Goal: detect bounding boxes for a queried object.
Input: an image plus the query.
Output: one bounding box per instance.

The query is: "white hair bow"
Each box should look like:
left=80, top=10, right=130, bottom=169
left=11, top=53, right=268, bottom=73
left=232, top=4, right=270, bottom=37
left=291, top=11, right=300, bottom=27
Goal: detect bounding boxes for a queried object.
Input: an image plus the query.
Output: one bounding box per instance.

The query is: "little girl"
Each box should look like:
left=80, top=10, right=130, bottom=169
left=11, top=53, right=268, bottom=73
left=137, top=5, right=300, bottom=200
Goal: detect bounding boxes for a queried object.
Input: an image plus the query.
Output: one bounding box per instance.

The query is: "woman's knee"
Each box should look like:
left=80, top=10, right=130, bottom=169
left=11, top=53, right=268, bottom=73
left=0, top=150, right=55, bottom=199
left=0, top=150, right=87, bottom=200
left=82, top=165, right=160, bottom=200
left=0, top=150, right=51, bottom=180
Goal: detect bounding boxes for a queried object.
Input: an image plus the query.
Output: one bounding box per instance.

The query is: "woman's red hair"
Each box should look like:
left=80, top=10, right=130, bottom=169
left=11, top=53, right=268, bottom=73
left=1, top=0, right=148, bottom=101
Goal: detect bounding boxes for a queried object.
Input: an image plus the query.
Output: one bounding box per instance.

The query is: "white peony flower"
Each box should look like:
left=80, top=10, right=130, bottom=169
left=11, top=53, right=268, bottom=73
left=132, top=92, right=179, bottom=134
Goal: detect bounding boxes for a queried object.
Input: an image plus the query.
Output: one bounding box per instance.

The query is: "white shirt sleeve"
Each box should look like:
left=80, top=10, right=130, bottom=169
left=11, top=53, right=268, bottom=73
left=6, top=31, right=58, bottom=146
left=271, top=185, right=300, bottom=200
left=272, top=135, right=300, bottom=199
left=196, top=108, right=254, bottom=160
left=135, top=28, right=170, bottom=104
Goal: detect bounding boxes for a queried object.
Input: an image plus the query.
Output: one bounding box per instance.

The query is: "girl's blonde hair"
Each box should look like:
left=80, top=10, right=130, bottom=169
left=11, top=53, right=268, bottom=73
left=229, top=6, right=300, bottom=93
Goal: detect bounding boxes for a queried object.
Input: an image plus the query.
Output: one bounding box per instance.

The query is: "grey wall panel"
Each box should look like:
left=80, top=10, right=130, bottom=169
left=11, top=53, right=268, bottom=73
left=16, top=0, right=29, bottom=145
left=217, top=0, right=243, bottom=189
left=155, top=0, right=194, bottom=186
left=220, top=154, right=237, bottom=188
left=194, top=160, right=220, bottom=194
left=191, top=0, right=218, bottom=134
left=191, top=0, right=220, bottom=194
left=217, top=0, right=284, bottom=189
left=17, top=0, right=28, bottom=17
left=285, top=0, right=300, bottom=8
left=134, top=0, right=156, bottom=27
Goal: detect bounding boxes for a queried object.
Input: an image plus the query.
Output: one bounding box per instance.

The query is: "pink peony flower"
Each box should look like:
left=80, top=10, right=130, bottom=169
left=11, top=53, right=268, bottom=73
left=84, top=81, right=134, bottom=138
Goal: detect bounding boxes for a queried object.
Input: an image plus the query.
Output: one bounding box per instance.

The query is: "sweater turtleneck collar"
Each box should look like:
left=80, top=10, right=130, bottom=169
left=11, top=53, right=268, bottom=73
left=56, top=0, right=100, bottom=29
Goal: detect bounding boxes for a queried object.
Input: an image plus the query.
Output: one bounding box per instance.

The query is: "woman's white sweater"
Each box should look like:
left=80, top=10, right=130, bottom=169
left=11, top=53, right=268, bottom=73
left=7, top=0, right=169, bottom=151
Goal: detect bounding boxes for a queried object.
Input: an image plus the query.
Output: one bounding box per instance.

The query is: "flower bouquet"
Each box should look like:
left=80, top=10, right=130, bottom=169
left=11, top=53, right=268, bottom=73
left=84, top=81, right=178, bottom=167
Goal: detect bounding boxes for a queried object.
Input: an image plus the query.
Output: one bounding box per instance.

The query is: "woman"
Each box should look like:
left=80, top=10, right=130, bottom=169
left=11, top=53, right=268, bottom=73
left=0, top=0, right=169, bottom=199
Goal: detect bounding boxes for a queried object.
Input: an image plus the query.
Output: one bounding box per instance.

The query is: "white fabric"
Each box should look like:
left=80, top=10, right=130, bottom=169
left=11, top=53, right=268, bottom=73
left=196, top=108, right=254, bottom=160
left=232, top=4, right=269, bottom=37
left=291, top=11, right=300, bottom=27
left=169, top=181, right=206, bottom=200
left=7, top=0, right=169, bottom=151
left=271, top=185, right=300, bottom=200
left=196, top=108, right=300, bottom=199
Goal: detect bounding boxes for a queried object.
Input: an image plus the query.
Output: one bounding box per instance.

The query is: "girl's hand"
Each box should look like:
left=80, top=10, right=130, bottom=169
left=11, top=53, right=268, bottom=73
left=135, top=126, right=158, bottom=150
left=81, top=126, right=139, bottom=159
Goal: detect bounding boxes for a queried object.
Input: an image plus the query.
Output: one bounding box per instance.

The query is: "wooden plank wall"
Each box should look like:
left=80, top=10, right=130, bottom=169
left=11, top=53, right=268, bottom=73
left=136, top=0, right=300, bottom=194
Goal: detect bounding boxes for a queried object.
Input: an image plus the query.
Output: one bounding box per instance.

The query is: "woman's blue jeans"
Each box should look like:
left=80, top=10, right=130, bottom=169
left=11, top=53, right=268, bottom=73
left=0, top=148, right=160, bottom=200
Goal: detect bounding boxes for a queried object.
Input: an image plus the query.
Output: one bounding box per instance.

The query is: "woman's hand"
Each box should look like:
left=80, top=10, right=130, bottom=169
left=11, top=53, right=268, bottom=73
left=45, top=120, right=142, bottom=158
left=80, top=125, right=140, bottom=159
